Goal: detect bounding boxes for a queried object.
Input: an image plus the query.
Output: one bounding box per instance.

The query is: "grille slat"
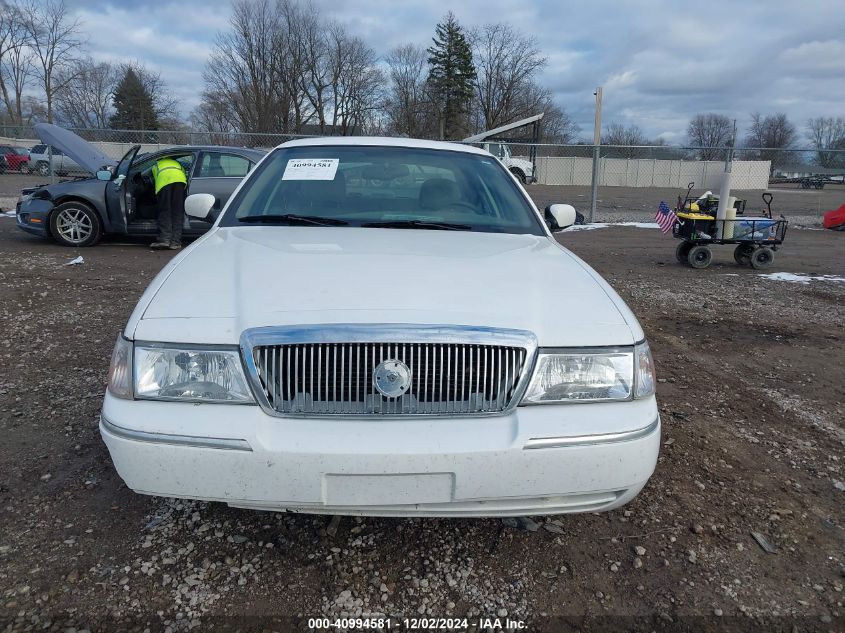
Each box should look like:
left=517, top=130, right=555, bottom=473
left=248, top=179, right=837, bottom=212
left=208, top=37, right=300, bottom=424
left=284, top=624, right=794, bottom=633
left=253, top=341, right=528, bottom=416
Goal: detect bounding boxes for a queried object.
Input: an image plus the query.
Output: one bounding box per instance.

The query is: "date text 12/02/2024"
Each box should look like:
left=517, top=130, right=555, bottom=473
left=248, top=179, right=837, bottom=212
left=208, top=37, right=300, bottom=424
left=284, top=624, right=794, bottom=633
left=307, top=617, right=527, bottom=630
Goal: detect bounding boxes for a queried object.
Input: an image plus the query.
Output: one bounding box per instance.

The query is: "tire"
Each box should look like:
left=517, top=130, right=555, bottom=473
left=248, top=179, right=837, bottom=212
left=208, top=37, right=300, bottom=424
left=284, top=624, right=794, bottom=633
left=36, top=161, right=50, bottom=177
left=733, top=244, right=754, bottom=266
left=676, top=241, right=692, bottom=263
left=509, top=168, right=527, bottom=184
left=49, top=201, right=102, bottom=247
left=687, top=245, right=712, bottom=269
left=750, top=246, right=774, bottom=270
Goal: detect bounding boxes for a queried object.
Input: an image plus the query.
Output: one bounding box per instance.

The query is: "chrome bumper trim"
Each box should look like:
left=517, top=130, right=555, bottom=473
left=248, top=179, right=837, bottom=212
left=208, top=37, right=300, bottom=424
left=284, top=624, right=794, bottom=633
left=523, top=416, right=660, bottom=450
left=100, top=416, right=252, bottom=452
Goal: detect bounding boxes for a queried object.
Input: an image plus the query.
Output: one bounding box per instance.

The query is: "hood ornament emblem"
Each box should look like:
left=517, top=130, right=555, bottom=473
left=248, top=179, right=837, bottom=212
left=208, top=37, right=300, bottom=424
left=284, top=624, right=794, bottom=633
left=373, top=359, right=412, bottom=398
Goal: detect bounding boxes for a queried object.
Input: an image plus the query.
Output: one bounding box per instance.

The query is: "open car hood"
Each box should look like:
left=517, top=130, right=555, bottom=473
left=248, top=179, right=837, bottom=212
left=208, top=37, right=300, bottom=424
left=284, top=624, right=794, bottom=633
left=34, top=123, right=117, bottom=174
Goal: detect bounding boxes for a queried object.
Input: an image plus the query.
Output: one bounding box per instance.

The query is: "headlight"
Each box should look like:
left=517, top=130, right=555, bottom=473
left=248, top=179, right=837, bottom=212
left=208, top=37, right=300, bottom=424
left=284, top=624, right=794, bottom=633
left=521, top=341, right=655, bottom=404
left=134, top=345, right=254, bottom=403
left=107, top=336, right=133, bottom=399
left=634, top=341, right=656, bottom=398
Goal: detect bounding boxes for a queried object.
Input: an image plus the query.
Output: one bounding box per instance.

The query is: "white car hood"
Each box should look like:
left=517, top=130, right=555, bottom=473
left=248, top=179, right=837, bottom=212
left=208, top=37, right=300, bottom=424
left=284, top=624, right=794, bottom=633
left=132, top=227, right=642, bottom=346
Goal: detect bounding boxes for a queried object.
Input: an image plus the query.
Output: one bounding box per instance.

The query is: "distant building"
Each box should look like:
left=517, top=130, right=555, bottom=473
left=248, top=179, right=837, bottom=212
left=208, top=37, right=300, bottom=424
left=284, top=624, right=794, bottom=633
left=773, top=164, right=845, bottom=178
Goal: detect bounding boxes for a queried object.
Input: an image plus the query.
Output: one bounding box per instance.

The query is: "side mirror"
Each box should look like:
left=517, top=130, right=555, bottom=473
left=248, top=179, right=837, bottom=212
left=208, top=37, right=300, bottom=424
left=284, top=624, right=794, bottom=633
left=544, top=204, right=577, bottom=232
left=96, top=169, right=112, bottom=181
left=184, top=193, right=216, bottom=221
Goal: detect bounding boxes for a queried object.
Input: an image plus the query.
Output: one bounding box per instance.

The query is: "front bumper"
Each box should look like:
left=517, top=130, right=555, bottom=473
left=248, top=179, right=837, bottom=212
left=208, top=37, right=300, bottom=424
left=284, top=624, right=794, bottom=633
left=15, top=198, right=53, bottom=237
left=100, top=393, right=660, bottom=517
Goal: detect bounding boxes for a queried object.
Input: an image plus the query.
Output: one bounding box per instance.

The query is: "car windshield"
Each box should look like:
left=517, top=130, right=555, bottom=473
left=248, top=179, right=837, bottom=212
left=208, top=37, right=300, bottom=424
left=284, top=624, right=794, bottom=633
left=14, top=148, right=28, bottom=155
left=220, top=145, right=544, bottom=235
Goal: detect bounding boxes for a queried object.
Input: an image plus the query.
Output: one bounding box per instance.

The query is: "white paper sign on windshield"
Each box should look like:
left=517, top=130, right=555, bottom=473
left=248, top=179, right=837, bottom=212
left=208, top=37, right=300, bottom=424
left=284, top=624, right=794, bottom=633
left=282, top=158, right=340, bottom=181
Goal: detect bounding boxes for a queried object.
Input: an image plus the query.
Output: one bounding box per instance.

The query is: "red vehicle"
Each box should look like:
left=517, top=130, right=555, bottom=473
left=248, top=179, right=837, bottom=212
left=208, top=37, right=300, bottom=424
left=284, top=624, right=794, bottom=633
left=0, top=145, right=30, bottom=172
left=823, top=203, right=845, bottom=231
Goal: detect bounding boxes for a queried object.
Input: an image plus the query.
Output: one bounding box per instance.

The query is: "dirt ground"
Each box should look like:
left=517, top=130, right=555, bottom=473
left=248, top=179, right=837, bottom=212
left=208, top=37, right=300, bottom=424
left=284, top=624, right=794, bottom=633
left=0, top=205, right=844, bottom=632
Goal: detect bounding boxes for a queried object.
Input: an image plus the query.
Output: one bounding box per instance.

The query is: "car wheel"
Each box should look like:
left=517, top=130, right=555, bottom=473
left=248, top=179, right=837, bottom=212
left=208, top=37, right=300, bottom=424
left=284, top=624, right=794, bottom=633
left=733, top=244, right=754, bottom=266
left=750, top=246, right=774, bottom=270
left=509, top=168, right=527, bottom=184
left=36, top=161, right=50, bottom=177
left=676, top=241, right=693, bottom=263
left=49, top=201, right=102, bottom=247
left=687, top=245, right=712, bottom=269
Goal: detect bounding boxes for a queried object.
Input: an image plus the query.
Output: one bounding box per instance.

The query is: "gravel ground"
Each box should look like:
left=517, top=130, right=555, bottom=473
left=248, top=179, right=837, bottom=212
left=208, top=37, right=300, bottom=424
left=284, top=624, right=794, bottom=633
left=0, top=203, right=844, bottom=631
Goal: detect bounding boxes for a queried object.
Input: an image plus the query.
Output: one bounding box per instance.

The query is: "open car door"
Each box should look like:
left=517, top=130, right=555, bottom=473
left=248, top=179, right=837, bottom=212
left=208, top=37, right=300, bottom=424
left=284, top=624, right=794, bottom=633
left=105, top=145, right=141, bottom=233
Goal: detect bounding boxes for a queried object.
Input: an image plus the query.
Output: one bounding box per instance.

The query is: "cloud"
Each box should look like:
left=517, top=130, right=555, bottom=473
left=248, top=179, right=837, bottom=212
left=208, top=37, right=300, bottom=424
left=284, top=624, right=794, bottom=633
left=779, top=40, right=845, bottom=77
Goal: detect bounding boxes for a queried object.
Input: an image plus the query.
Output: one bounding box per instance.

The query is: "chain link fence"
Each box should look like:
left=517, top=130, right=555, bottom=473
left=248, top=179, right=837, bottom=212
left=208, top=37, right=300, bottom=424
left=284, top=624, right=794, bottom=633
left=1, top=124, right=843, bottom=220
left=486, top=142, right=845, bottom=190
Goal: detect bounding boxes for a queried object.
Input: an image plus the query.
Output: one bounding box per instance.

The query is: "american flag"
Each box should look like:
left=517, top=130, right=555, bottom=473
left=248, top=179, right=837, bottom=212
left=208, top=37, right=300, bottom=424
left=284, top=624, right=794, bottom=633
left=655, top=200, right=677, bottom=234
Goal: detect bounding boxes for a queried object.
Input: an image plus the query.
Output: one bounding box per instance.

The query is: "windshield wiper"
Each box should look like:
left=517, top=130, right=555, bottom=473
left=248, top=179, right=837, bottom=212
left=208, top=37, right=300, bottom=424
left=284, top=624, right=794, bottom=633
left=362, top=219, right=471, bottom=231
left=238, top=213, right=349, bottom=226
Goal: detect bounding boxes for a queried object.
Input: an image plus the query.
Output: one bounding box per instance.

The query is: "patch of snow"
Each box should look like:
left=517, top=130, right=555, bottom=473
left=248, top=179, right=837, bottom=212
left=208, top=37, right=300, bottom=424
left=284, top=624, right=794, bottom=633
left=63, top=256, right=84, bottom=266
left=563, top=223, right=607, bottom=232
left=758, top=272, right=845, bottom=284
left=1, top=210, right=16, bottom=217
left=563, top=221, right=659, bottom=232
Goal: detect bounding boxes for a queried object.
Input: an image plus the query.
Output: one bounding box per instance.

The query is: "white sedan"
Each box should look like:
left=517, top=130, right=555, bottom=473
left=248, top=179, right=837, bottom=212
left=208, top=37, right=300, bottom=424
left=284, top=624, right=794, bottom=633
left=101, top=137, right=659, bottom=517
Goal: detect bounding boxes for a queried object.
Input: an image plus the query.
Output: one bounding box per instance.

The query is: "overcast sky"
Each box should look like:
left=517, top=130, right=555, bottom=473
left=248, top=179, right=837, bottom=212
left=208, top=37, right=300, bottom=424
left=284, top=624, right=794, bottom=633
left=69, top=0, right=844, bottom=144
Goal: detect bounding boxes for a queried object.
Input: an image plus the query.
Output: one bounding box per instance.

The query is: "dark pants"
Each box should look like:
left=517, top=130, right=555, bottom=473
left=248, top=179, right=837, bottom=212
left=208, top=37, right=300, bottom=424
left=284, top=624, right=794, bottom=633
left=156, top=182, right=186, bottom=244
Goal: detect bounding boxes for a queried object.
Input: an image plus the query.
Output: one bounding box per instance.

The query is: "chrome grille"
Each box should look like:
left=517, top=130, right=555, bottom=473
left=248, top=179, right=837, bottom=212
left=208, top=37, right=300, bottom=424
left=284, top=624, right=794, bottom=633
left=245, top=327, right=534, bottom=416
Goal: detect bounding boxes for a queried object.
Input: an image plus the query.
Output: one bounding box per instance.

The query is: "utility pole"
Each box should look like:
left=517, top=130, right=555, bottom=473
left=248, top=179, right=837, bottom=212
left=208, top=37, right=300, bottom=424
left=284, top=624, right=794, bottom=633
left=589, top=87, right=603, bottom=223
left=715, top=118, right=737, bottom=238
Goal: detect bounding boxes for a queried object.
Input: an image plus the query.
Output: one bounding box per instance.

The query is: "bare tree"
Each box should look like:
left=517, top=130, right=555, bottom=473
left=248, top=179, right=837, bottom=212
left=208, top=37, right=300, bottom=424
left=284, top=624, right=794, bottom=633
left=687, top=113, right=733, bottom=160
left=204, top=0, right=286, bottom=133
left=201, top=0, right=384, bottom=136
left=384, top=43, right=432, bottom=137
left=539, top=102, right=579, bottom=144
left=744, top=112, right=796, bottom=171
left=602, top=122, right=648, bottom=158
left=806, top=116, right=845, bottom=168
left=189, top=90, right=238, bottom=137
left=53, top=58, right=116, bottom=128
left=0, top=2, right=34, bottom=125
left=19, top=0, right=85, bottom=123
left=295, top=6, right=335, bottom=133
left=327, top=26, right=382, bottom=135
left=471, top=23, right=547, bottom=131
left=276, top=0, right=321, bottom=132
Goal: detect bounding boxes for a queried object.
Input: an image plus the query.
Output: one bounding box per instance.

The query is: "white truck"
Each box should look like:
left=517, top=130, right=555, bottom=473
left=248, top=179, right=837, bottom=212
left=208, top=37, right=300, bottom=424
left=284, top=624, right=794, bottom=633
left=464, top=114, right=545, bottom=185
left=482, top=142, right=537, bottom=184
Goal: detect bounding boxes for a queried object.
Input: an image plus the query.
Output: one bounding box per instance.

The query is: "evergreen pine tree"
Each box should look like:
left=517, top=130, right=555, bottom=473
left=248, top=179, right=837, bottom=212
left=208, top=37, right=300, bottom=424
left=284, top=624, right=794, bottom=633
left=427, top=13, right=476, bottom=140
left=110, top=68, right=159, bottom=131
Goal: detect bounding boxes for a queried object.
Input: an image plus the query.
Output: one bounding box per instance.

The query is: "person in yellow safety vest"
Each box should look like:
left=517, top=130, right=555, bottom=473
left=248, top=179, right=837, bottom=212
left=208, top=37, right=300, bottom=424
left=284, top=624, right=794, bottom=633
left=149, top=157, right=188, bottom=250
